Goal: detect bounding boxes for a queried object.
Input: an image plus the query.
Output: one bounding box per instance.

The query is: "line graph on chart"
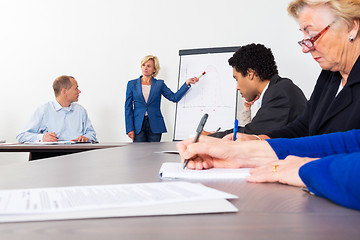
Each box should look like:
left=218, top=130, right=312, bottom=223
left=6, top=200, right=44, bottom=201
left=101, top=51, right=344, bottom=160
left=174, top=49, right=237, bottom=140
left=180, top=64, right=233, bottom=109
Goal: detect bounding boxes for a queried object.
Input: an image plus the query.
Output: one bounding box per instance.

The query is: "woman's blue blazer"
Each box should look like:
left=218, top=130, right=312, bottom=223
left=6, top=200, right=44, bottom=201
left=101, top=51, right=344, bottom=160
left=125, top=76, right=190, bottom=134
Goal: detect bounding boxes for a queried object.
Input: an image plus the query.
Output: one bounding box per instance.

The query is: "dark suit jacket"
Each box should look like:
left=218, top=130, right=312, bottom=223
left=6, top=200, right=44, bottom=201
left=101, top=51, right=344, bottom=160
left=210, top=75, right=307, bottom=138
left=268, top=56, right=360, bottom=138
left=125, top=76, right=190, bottom=134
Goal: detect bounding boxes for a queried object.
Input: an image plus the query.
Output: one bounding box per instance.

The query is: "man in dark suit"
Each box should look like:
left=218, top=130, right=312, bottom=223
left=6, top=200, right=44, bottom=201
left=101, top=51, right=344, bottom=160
left=209, top=43, right=307, bottom=138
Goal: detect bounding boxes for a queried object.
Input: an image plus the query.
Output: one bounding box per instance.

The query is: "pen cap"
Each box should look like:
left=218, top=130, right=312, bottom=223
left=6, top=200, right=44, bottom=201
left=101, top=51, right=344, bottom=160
left=196, top=113, right=208, bottom=133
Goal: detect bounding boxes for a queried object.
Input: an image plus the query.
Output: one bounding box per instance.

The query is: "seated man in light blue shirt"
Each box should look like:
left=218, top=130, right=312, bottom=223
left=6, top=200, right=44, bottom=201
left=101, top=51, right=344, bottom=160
left=16, top=75, right=97, bottom=143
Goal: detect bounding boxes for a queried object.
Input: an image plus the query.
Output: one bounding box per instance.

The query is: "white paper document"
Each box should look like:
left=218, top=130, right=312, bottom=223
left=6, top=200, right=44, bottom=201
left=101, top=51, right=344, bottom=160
left=0, top=182, right=238, bottom=223
left=154, top=150, right=179, bottom=154
left=159, top=162, right=251, bottom=179
left=23, top=141, right=75, bottom=145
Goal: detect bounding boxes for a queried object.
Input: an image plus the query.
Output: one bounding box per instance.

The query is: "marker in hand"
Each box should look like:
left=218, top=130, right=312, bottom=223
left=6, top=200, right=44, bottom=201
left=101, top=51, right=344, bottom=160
left=183, top=113, right=209, bottom=169
left=198, top=72, right=206, bottom=79
left=187, top=72, right=206, bottom=85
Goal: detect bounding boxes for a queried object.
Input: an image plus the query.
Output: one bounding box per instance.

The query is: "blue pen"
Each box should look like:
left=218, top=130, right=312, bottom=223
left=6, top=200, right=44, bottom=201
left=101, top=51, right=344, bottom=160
left=233, top=118, right=238, bottom=141
left=233, top=90, right=239, bottom=141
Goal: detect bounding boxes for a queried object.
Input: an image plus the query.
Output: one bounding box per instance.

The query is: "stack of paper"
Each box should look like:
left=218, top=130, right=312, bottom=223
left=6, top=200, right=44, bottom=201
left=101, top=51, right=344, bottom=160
left=0, top=182, right=238, bottom=223
left=159, top=162, right=251, bottom=179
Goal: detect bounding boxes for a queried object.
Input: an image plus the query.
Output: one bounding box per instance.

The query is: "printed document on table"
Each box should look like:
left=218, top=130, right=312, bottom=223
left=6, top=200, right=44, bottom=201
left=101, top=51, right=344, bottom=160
left=159, top=162, right=250, bottom=179
left=23, top=141, right=75, bottom=145
left=0, top=182, right=238, bottom=222
left=154, top=150, right=179, bottom=154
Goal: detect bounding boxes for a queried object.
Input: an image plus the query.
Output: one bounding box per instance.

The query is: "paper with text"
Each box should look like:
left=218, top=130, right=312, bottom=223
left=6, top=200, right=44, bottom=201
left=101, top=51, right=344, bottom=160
left=23, top=141, right=75, bottom=145
left=0, top=182, right=237, bottom=215
left=159, top=162, right=250, bottom=179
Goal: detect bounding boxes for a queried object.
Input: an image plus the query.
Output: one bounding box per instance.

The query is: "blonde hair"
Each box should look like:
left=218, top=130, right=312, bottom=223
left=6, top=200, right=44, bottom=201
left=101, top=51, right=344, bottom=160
left=288, top=0, right=360, bottom=36
left=140, top=55, right=160, bottom=77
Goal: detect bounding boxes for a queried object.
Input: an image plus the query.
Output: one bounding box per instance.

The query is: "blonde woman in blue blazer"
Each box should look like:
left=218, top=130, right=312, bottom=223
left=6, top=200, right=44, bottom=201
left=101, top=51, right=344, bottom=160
left=125, top=55, right=199, bottom=142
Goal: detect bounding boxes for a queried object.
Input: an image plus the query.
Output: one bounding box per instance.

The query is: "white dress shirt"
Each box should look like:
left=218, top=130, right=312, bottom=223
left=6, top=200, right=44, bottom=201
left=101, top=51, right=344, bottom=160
left=16, top=100, right=97, bottom=142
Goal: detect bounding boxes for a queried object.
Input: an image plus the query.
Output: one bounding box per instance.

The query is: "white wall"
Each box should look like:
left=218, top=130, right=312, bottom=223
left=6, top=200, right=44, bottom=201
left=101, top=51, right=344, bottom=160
left=0, top=0, right=321, bottom=143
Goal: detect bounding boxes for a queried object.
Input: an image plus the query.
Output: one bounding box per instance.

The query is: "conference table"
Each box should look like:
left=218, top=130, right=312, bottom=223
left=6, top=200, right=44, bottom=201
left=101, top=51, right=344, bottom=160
left=0, top=142, right=126, bottom=160
left=0, top=142, right=359, bottom=240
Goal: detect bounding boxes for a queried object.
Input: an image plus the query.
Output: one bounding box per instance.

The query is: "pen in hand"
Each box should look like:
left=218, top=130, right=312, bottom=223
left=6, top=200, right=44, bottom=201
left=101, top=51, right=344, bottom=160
left=43, top=132, right=58, bottom=142
left=233, top=119, right=238, bottom=141
left=183, top=113, right=209, bottom=169
left=233, top=89, right=239, bottom=141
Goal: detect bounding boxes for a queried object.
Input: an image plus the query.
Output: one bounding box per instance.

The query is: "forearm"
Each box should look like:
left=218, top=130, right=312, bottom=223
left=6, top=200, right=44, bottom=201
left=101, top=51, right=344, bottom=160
left=266, top=116, right=309, bottom=139
left=299, top=153, right=360, bottom=210
left=83, top=126, right=97, bottom=142
left=177, top=136, right=278, bottom=170
left=125, top=107, right=135, bottom=133
left=125, top=84, right=135, bottom=132
left=266, top=130, right=360, bottom=159
left=163, top=82, right=190, bottom=102
left=83, top=132, right=97, bottom=142
left=234, top=140, right=278, bottom=168
left=16, top=131, right=43, bottom=143
left=238, top=109, right=251, bottom=126
left=17, top=109, right=45, bottom=143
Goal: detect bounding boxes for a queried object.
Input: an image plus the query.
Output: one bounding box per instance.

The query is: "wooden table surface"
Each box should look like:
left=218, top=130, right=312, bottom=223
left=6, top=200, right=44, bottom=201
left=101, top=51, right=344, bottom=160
left=0, top=142, right=359, bottom=240
left=0, top=142, right=126, bottom=160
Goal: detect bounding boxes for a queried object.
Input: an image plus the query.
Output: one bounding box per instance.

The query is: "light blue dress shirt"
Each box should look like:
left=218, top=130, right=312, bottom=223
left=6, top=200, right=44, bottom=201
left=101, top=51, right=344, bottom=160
left=16, top=100, right=97, bottom=143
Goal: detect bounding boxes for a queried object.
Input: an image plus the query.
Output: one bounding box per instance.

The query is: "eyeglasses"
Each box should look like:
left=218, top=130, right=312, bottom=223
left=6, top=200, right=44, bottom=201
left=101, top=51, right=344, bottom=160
left=298, top=25, right=330, bottom=50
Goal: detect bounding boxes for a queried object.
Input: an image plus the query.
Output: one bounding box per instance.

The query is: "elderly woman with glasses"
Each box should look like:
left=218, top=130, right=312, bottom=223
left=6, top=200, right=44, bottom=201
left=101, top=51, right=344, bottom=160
left=177, top=0, right=360, bottom=210
left=219, top=0, right=360, bottom=142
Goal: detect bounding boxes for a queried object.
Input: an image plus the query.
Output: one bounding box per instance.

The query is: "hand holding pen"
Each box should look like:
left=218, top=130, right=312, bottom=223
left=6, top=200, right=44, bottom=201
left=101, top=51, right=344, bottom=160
left=177, top=133, right=254, bottom=170
left=233, top=119, right=238, bottom=141
left=183, top=113, right=208, bottom=169
left=186, top=72, right=206, bottom=85
left=233, top=89, right=239, bottom=141
left=43, top=132, right=58, bottom=142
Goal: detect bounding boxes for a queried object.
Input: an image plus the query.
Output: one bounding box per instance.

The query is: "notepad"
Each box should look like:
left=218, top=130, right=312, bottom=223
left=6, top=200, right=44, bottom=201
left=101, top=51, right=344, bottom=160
left=159, top=162, right=251, bottom=179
